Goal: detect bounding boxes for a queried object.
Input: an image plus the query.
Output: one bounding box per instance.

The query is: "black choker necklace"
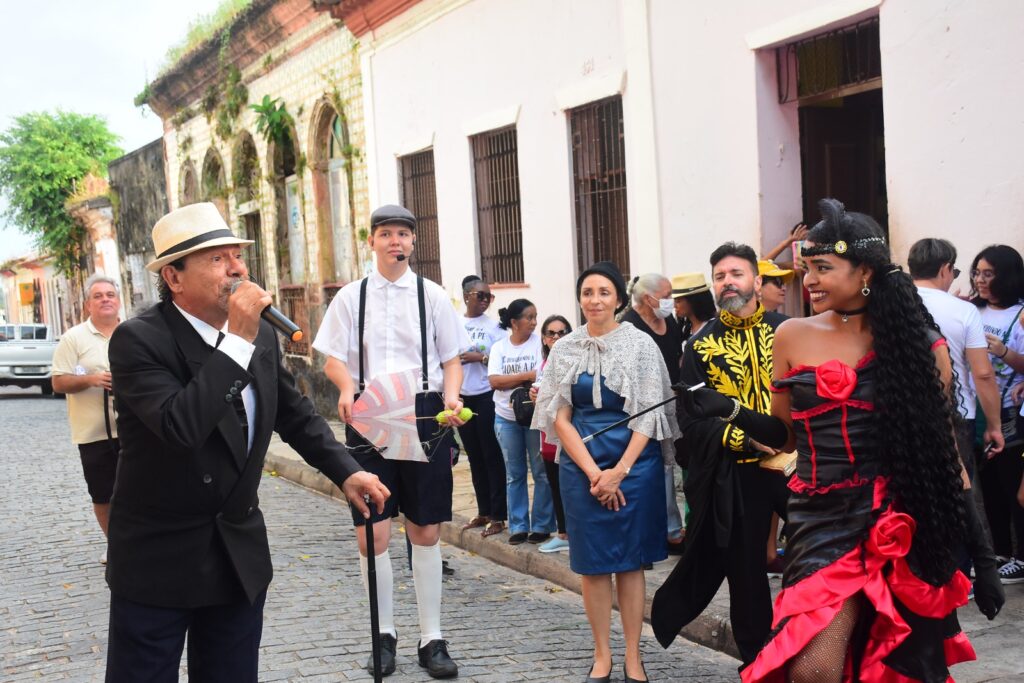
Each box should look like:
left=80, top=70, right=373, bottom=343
left=835, top=306, right=867, bottom=323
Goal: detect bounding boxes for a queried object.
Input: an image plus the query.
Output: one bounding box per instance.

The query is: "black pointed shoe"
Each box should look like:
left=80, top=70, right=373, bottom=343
left=365, top=632, right=397, bottom=677
left=585, top=661, right=612, bottom=683
left=418, top=639, right=458, bottom=679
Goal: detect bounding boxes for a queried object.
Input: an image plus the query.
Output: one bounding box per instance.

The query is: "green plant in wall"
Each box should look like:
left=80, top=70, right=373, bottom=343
left=250, top=96, right=294, bottom=147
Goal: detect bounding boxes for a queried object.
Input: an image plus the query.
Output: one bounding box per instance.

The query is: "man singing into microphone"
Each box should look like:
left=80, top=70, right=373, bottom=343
left=105, top=202, right=389, bottom=681
left=313, top=204, right=468, bottom=678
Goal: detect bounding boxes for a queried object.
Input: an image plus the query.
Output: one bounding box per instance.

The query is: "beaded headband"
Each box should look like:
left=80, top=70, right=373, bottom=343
left=800, top=236, right=886, bottom=257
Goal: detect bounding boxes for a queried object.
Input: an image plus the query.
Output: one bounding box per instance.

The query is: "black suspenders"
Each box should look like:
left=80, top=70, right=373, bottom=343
left=357, top=275, right=430, bottom=393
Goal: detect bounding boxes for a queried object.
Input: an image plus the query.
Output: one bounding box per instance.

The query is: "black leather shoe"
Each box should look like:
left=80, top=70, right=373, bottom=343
left=527, top=532, right=551, bottom=544
left=365, top=632, right=397, bottom=677
left=418, top=639, right=458, bottom=679
left=585, top=661, right=612, bottom=683
left=624, top=662, right=648, bottom=682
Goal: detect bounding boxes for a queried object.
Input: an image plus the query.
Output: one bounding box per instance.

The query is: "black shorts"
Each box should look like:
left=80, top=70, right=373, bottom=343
left=78, top=439, right=120, bottom=504
left=348, top=392, right=458, bottom=527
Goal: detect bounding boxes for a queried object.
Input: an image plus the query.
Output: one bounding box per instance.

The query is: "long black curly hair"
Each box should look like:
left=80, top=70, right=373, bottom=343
left=807, top=198, right=966, bottom=585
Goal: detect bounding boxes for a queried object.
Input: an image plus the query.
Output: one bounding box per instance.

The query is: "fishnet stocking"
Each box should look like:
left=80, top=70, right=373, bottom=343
left=787, top=595, right=863, bottom=683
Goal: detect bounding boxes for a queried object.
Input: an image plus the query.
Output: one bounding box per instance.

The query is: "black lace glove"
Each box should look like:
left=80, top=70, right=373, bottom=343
left=675, top=383, right=789, bottom=450
left=675, top=384, right=736, bottom=419
left=963, top=488, right=1004, bottom=620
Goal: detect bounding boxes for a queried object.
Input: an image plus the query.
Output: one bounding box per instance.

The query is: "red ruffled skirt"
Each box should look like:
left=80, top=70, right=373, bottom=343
left=742, top=478, right=974, bottom=683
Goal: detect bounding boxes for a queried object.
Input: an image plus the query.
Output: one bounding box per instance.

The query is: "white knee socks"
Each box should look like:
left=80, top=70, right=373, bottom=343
left=411, top=541, right=443, bottom=646
left=359, top=548, right=396, bottom=638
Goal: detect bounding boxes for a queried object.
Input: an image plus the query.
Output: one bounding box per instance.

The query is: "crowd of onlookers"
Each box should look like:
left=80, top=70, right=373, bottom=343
left=455, top=234, right=1024, bottom=586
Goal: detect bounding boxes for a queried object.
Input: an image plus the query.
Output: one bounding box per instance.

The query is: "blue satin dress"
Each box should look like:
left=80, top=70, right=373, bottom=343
left=561, top=373, right=667, bottom=575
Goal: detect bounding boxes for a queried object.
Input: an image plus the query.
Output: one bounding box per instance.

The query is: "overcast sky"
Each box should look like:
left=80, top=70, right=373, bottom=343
left=0, top=0, right=223, bottom=261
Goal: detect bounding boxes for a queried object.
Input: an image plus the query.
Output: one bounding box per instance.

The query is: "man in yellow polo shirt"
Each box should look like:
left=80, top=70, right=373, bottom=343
left=52, top=274, right=122, bottom=564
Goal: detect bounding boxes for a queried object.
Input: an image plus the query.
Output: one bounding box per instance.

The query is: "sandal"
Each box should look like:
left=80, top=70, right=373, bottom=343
left=481, top=521, right=505, bottom=537
left=462, top=515, right=489, bottom=530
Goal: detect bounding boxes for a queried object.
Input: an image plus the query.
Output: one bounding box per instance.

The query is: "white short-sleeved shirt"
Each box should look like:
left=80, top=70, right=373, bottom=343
left=312, top=267, right=467, bottom=392
left=977, top=301, right=1024, bottom=408
left=461, top=314, right=505, bottom=396
left=917, top=286, right=987, bottom=418
left=51, top=318, right=118, bottom=444
left=488, top=332, right=543, bottom=422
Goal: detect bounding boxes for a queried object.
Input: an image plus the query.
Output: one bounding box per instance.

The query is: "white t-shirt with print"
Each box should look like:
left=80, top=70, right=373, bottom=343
left=488, top=332, right=543, bottom=422
left=461, top=315, right=504, bottom=396
left=976, top=301, right=1024, bottom=408
left=917, top=286, right=987, bottom=418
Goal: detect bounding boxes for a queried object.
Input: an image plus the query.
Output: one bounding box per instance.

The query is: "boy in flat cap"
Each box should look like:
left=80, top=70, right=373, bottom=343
left=313, top=204, right=468, bottom=678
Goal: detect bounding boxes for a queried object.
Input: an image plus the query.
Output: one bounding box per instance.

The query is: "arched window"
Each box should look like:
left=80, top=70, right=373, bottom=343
left=310, top=102, right=356, bottom=284
left=179, top=161, right=198, bottom=206
left=233, top=132, right=264, bottom=286
left=201, top=148, right=228, bottom=220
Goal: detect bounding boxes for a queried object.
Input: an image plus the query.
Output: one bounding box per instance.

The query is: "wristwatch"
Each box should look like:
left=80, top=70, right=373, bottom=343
left=482, top=354, right=489, bottom=365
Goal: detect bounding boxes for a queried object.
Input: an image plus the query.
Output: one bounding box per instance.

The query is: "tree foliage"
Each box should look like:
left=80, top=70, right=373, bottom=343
left=0, top=111, right=122, bottom=274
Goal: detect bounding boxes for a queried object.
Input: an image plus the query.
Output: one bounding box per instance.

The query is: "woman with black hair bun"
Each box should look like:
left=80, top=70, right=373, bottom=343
left=967, top=245, right=1024, bottom=585
left=487, top=299, right=556, bottom=545
left=457, top=275, right=508, bottom=538
left=680, top=199, right=1004, bottom=682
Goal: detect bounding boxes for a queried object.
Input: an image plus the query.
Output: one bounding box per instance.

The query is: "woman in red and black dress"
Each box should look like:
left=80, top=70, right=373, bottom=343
left=679, top=199, right=1004, bottom=682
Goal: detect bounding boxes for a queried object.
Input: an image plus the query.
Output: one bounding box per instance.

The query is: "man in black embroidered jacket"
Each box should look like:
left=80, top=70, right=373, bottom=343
left=652, top=242, right=790, bottom=664
left=105, top=202, right=389, bottom=682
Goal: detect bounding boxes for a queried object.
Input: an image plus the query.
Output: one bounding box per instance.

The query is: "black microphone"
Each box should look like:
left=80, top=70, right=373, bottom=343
left=396, top=253, right=407, bottom=262
left=230, top=280, right=303, bottom=343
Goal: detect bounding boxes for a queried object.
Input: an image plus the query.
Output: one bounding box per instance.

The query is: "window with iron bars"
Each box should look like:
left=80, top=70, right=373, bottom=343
left=471, top=126, right=524, bottom=284
left=278, top=285, right=310, bottom=356
left=569, top=95, right=630, bottom=278
left=777, top=17, right=881, bottom=104
left=399, top=150, right=443, bottom=285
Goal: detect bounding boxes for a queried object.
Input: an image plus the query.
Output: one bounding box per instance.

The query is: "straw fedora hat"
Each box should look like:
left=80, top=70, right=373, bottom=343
left=146, top=203, right=253, bottom=273
left=671, top=272, right=710, bottom=297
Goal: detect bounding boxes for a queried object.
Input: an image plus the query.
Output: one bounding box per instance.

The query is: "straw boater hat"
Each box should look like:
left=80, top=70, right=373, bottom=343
left=757, top=259, right=795, bottom=283
left=146, top=203, right=253, bottom=273
left=671, top=272, right=710, bottom=297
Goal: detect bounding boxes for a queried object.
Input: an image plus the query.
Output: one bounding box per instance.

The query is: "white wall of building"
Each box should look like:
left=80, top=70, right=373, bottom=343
left=648, top=0, right=1024, bottom=290
left=362, top=0, right=645, bottom=320
left=362, top=0, right=1023, bottom=320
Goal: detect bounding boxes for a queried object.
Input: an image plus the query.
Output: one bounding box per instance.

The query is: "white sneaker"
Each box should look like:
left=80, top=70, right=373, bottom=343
left=100, top=549, right=107, bottom=565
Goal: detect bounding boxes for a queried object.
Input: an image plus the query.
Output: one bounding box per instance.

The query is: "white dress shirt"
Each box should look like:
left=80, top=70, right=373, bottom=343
left=174, top=303, right=256, bottom=454
left=312, top=266, right=467, bottom=392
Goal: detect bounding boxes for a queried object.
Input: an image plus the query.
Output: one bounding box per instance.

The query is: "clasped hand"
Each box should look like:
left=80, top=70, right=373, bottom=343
left=589, top=468, right=626, bottom=511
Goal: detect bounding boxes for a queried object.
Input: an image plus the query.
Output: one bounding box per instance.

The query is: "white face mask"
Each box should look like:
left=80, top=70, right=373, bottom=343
left=654, top=297, right=675, bottom=319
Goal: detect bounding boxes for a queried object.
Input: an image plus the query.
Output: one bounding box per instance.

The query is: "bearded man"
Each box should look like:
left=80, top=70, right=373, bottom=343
left=652, top=242, right=790, bottom=666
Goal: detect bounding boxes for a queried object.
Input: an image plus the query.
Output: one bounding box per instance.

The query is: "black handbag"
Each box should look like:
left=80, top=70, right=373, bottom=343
left=509, top=386, right=535, bottom=427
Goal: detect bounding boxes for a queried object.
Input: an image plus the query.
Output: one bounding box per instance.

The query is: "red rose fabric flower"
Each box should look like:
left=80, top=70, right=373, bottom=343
left=815, top=359, right=858, bottom=402
left=867, top=510, right=916, bottom=559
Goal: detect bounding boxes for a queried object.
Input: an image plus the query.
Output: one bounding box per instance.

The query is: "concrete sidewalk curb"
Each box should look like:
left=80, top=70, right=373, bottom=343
left=263, top=447, right=741, bottom=660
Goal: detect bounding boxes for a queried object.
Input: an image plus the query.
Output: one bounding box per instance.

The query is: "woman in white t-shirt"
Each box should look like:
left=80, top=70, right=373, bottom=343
left=457, top=276, right=508, bottom=537
left=488, top=299, right=555, bottom=545
left=970, top=244, right=1024, bottom=584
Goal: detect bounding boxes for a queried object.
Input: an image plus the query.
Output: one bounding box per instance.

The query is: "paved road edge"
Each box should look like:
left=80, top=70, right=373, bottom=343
left=263, top=448, right=741, bottom=660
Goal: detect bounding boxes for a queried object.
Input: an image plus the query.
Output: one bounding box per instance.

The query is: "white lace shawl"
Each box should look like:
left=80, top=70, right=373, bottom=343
left=530, top=322, right=679, bottom=448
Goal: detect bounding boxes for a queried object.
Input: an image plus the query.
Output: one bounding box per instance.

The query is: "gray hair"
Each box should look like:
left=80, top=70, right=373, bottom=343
left=627, top=273, right=670, bottom=306
left=84, top=274, right=119, bottom=297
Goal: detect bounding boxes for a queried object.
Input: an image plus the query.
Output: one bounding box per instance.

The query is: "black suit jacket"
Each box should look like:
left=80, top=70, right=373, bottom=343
left=106, top=302, right=360, bottom=608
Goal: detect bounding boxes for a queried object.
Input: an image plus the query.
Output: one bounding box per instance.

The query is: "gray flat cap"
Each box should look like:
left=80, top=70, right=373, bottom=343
left=370, top=204, right=417, bottom=230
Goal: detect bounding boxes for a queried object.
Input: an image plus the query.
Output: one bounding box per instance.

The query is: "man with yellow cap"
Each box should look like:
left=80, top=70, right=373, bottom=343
left=104, top=202, right=389, bottom=681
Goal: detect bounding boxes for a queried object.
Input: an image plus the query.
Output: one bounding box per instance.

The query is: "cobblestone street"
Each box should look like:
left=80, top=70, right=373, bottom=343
left=0, top=387, right=741, bottom=682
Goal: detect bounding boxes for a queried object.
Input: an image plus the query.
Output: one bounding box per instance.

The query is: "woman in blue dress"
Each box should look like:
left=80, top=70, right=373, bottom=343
left=533, top=261, right=678, bottom=683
